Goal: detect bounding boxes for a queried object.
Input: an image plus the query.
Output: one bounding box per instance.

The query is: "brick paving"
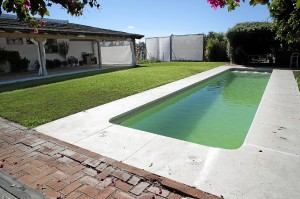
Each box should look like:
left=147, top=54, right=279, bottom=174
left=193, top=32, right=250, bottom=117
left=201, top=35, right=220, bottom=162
left=0, top=118, right=220, bottom=199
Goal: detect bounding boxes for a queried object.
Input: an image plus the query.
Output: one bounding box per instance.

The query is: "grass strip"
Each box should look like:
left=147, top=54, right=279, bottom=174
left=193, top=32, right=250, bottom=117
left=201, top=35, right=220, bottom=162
left=0, top=67, right=130, bottom=93
left=0, top=62, right=227, bottom=128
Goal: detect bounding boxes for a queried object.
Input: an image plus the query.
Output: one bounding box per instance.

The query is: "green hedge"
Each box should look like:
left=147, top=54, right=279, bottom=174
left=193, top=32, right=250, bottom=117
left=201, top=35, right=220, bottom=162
left=226, top=22, right=279, bottom=64
left=0, top=48, right=29, bottom=72
left=205, top=38, right=229, bottom=62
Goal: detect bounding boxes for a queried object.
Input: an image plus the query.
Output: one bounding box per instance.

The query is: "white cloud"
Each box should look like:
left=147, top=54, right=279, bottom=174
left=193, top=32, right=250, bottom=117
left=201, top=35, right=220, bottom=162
left=127, top=25, right=135, bottom=29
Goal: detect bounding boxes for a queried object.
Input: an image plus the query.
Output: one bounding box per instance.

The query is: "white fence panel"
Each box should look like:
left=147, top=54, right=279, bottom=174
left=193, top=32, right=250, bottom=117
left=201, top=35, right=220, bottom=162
left=172, top=34, right=203, bottom=61
left=101, top=41, right=134, bottom=66
left=158, top=37, right=171, bottom=62
left=146, top=38, right=159, bottom=60
left=145, top=34, right=203, bottom=62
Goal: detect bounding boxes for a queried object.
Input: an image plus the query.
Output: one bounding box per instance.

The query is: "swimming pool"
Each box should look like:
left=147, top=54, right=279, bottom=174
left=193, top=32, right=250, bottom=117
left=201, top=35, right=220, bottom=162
left=111, top=70, right=271, bottom=149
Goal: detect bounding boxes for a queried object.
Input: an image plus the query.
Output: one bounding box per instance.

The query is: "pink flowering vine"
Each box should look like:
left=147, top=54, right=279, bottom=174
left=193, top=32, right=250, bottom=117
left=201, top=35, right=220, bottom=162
left=111, top=178, right=116, bottom=186
left=207, top=0, right=241, bottom=10
left=24, top=0, right=30, bottom=7
left=2, top=0, right=101, bottom=34
left=207, top=0, right=226, bottom=9
left=24, top=4, right=29, bottom=11
left=41, top=21, right=46, bottom=26
left=158, top=188, right=162, bottom=194
left=23, top=0, right=31, bottom=11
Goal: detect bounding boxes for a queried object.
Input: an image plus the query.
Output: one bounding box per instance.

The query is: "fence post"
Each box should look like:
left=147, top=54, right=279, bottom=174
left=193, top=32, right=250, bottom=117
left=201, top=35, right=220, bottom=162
left=170, top=34, right=173, bottom=62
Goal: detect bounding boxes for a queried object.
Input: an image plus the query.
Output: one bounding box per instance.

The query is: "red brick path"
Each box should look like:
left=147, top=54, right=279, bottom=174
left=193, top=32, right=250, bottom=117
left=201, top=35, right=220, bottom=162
left=0, top=118, right=220, bottom=199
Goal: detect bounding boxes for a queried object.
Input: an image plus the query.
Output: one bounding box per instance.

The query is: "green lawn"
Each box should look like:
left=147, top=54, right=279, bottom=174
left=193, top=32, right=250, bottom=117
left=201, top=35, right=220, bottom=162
left=0, top=62, right=227, bottom=128
left=0, top=67, right=130, bottom=93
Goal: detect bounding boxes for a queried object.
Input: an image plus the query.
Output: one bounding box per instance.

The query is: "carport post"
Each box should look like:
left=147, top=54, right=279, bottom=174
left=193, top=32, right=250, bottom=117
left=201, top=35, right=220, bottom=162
left=132, top=38, right=137, bottom=66
left=96, top=40, right=102, bottom=69
left=34, top=38, right=47, bottom=76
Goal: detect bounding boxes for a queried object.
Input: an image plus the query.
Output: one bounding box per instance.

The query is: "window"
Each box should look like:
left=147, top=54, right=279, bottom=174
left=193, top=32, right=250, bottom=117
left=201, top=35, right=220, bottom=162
left=45, top=39, right=58, bottom=53
left=6, top=38, right=23, bottom=45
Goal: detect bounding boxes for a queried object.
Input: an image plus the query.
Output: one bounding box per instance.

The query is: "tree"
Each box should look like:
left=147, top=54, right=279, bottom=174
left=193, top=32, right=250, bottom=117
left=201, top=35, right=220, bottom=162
left=0, top=0, right=100, bottom=30
left=207, top=0, right=300, bottom=44
left=207, top=0, right=300, bottom=10
left=204, top=32, right=229, bottom=62
left=58, top=41, right=69, bottom=61
left=269, top=0, right=300, bottom=43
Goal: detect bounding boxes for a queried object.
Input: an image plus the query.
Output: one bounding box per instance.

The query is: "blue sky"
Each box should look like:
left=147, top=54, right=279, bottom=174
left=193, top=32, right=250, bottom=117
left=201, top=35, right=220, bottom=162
left=47, top=0, right=270, bottom=41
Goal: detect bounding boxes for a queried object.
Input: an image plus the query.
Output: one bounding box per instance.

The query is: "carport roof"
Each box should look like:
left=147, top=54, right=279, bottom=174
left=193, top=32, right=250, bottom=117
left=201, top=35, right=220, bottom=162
left=0, top=14, right=144, bottom=40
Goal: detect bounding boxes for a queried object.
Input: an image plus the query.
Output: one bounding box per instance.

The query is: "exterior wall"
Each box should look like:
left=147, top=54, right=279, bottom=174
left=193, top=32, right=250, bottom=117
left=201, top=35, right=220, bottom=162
left=0, top=38, right=94, bottom=67
left=0, top=38, right=135, bottom=68
left=68, top=40, right=94, bottom=62
left=47, top=38, right=66, bottom=61
left=0, top=38, right=37, bottom=66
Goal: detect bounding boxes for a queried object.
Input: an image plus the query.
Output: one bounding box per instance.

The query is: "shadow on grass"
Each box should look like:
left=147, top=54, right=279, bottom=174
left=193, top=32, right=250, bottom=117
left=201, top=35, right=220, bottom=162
left=132, top=64, right=148, bottom=68
left=0, top=67, right=131, bottom=93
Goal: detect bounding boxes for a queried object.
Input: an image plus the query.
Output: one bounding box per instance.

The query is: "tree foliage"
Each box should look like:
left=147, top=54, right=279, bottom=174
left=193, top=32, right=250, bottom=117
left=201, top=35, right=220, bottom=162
left=208, top=0, right=300, bottom=44
left=269, top=0, right=300, bottom=43
left=226, top=22, right=279, bottom=64
left=0, top=0, right=100, bottom=29
left=204, top=32, right=229, bottom=62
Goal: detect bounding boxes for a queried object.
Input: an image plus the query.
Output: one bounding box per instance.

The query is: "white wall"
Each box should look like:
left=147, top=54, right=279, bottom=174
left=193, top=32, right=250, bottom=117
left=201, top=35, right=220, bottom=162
left=0, top=38, right=135, bottom=67
left=0, top=38, right=94, bottom=67
left=68, top=40, right=94, bottom=61
left=0, top=38, right=37, bottom=66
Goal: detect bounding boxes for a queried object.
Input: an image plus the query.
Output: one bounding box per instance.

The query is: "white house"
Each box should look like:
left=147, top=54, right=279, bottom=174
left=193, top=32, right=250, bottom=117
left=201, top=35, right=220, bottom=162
left=0, top=14, right=143, bottom=76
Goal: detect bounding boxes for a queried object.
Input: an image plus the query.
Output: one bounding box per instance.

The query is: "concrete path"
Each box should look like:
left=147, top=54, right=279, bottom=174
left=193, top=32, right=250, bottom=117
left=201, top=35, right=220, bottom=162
left=35, top=66, right=300, bottom=199
left=0, top=65, right=125, bottom=85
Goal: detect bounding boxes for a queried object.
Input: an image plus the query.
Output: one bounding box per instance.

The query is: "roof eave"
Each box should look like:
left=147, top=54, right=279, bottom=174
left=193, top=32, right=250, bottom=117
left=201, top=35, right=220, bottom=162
left=0, top=27, right=143, bottom=40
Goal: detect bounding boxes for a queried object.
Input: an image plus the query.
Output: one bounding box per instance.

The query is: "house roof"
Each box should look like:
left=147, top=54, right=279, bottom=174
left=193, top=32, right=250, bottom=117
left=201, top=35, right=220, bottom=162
left=0, top=15, right=143, bottom=40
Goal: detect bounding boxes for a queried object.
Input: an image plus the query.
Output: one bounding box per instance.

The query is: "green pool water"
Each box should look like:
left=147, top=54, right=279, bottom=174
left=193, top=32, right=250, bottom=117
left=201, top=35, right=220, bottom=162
left=116, top=70, right=271, bottom=149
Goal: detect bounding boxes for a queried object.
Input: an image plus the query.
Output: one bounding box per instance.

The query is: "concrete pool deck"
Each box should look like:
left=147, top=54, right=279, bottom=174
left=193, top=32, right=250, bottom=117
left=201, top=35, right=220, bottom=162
left=35, top=65, right=300, bottom=199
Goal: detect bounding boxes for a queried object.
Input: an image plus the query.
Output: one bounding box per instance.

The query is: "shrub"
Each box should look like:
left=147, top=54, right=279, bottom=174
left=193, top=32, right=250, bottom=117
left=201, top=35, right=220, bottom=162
left=58, top=42, right=69, bottom=61
left=20, top=57, right=30, bottom=71
left=203, top=32, right=229, bottom=62
left=205, top=38, right=229, bottom=62
left=67, top=56, right=78, bottom=67
left=62, top=61, right=68, bottom=67
left=46, top=59, right=62, bottom=68
left=0, top=48, right=29, bottom=72
left=54, top=59, right=61, bottom=67
left=46, top=59, right=55, bottom=69
left=0, top=48, right=8, bottom=62
left=7, top=51, right=22, bottom=72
